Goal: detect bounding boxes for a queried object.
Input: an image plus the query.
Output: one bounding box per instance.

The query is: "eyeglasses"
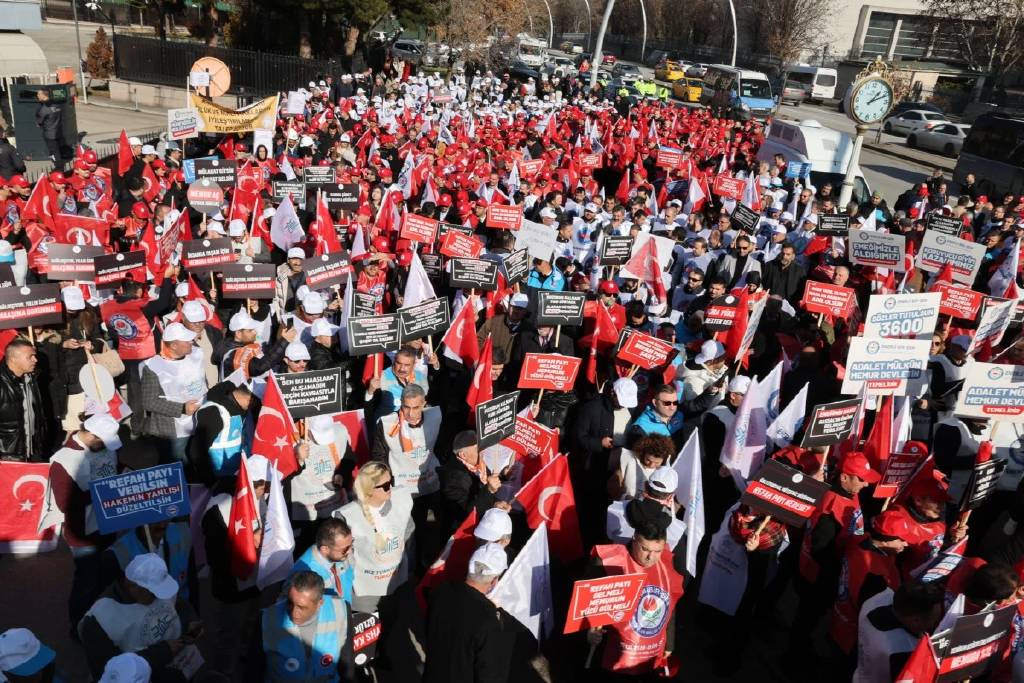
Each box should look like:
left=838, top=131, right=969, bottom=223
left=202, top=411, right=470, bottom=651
left=688, top=276, right=703, bottom=283
left=375, top=479, right=395, bottom=491
left=658, top=399, right=679, bottom=406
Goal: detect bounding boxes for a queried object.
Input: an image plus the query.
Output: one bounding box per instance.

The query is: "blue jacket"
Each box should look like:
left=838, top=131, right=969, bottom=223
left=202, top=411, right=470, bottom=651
left=289, top=545, right=354, bottom=605
left=627, top=404, right=686, bottom=441
left=526, top=268, right=566, bottom=291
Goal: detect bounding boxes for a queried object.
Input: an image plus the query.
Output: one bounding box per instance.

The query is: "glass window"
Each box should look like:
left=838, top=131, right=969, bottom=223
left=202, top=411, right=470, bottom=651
left=923, top=113, right=946, bottom=121
left=786, top=72, right=814, bottom=86
left=816, top=74, right=836, bottom=86
left=903, top=112, right=921, bottom=120
left=862, top=12, right=898, bottom=57
left=740, top=78, right=772, bottom=99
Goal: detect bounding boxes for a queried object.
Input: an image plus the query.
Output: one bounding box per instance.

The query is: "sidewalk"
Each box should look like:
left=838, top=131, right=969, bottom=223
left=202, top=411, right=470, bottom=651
left=862, top=140, right=956, bottom=174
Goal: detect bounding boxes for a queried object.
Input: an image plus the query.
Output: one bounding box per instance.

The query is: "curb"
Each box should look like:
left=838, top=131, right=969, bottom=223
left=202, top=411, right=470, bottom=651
left=861, top=142, right=955, bottom=173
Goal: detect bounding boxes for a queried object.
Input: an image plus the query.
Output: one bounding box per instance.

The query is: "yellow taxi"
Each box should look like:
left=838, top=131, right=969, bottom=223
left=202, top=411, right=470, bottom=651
left=672, top=77, right=703, bottom=103
left=654, top=60, right=687, bottom=82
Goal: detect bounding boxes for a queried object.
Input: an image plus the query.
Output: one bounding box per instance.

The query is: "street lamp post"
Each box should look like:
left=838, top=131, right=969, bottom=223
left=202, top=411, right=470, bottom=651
left=637, top=0, right=647, bottom=64
left=71, top=0, right=89, bottom=103
left=580, top=0, right=593, bottom=52
left=540, top=0, right=554, bottom=48
left=589, top=0, right=615, bottom=90
left=727, top=0, right=737, bottom=66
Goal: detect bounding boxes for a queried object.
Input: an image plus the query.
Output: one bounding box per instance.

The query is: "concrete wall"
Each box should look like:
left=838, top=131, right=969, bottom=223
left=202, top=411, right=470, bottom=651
left=107, top=79, right=238, bottom=110
left=0, top=0, right=43, bottom=31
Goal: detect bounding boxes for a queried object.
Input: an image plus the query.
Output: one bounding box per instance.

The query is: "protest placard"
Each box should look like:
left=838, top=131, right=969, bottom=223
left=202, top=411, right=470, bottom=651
left=285, top=90, right=306, bottom=115
left=599, top=235, right=634, bottom=266
left=185, top=178, right=225, bottom=216
left=841, top=337, right=931, bottom=395
left=0, top=265, right=15, bottom=288
left=960, top=459, right=1007, bottom=511
left=191, top=157, right=237, bottom=188
left=730, top=204, right=760, bottom=234
left=848, top=229, right=906, bottom=270
left=969, top=297, right=1015, bottom=354
left=485, top=204, right=523, bottom=230
left=800, top=398, right=861, bottom=448
left=182, top=156, right=215, bottom=184
left=704, top=294, right=741, bottom=330
left=818, top=215, right=851, bottom=237
left=448, top=258, right=498, bottom=291
left=932, top=605, right=1016, bottom=683
left=514, top=219, right=559, bottom=262
left=712, top=175, right=743, bottom=199
left=873, top=449, right=927, bottom=499
left=346, top=314, right=401, bottom=355
left=94, top=251, right=147, bottom=287
left=801, top=281, right=856, bottom=319
left=419, top=253, right=442, bottom=279
left=501, top=414, right=559, bottom=458
left=318, top=183, right=360, bottom=212
left=577, top=153, right=602, bottom=171
left=276, top=368, right=344, bottom=419
left=303, top=251, right=352, bottom=290
left=89, top=463, right=189, bottom=535
left=926, top=213, right=966, bottom=237
left=518, top=354, right=582, bottom=391
left=181, top=238, right=236, bottom=272
left=956, top=362, right=1024, bottom=420
left=399, top=297, right=450, bottom=342
left=917, top=230, right=986, bottom=285
left=657, top=147, right=685, bottom=170
left=438, top=223, right=475, bottom=240
left=932, top=282, right=985, bottom=320
left=352, top=612, right=381, bottom=665
left=439, top=231, right=483, bottom=259
left=45, top=244, right=103, bottom=281
left=616, top=329, right=678, bottom=370
left=536, top=291, right=586, bottom=326
left=167, top=107, right=200, bottom=141
left=219, top=263, right=277, bottom=300
left=271, top=181, right=306, bottom=210
left=302, top=166, right=336, bottom=185
left=863, top=292, right=941, bottom=340
left=784, top=162, right=811, bottom=179
left=476, top=392, right=519, bottom=449
left=740, top=459, right=830, bottom=526
left=563, top=573, right=647, bottom=634
left=518, top=159, right=545, bottom=179
left=353, top=292, right=377, bottom=317
left=0, top=284, right=63, bottom=330
left=400, top=213, right=439, bottom=243
left=502, top=248, right=530, bottom=285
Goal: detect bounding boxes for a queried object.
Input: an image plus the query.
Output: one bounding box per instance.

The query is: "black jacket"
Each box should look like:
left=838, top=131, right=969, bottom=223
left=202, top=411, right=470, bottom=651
left=0, top=139, right=27, bottom=180
left=437, top=457, right=498, bottom=538
left=188, top=381, right=253, bottom=487
left=39, top=319, right=109, bottom=421
left=572, top=394, right=615, bottom=462
left=35, top=102, right=61, bottom=139
left=423, top=581, right=514, bottom=683
left=760, top=259, right=807, bottom=307
left=308, top=341, right=347, bottom=371
left=0, top=362, right=47, bottom=461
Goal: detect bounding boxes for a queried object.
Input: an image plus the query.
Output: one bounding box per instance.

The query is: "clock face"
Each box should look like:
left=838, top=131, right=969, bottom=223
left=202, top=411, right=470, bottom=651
left=851, top=78, right=893, bottom=124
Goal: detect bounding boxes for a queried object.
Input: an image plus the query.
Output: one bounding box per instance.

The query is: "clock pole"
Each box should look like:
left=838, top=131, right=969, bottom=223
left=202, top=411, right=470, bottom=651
left=838, top=124, right=868, bottom=208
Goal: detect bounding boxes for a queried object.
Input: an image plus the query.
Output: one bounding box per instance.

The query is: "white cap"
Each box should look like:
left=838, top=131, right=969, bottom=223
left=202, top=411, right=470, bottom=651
left=99, top=652, right=152, bottom=683
left=287, top=247, right=306, bottom=259
left=140, top=145, right=156, bottom=156
left=247, top=454, right=272, bottom=483
left=212, top=211, right=225, bottom=222
left=228, top=219, right=247, bottom=237
left=125, top=554, right=179, bottom=600
left=206, top=220, right=225, bottom=235
left=285, top=341, right=311, bottom=361
left=295, top=285, right=311, bottom=302
left=128, top=137, right=143, bottom=146
left=174, top=282, right=190, bottom=298
left=803, top=214, right=818, bottom=226
left=695, top=340, right=725, bottom=364
left=229, top=311, right=258, bottom=332
left=727, top=375, right=751, bottom=394
left=539, top=207, right=556, bottom=219
left=780, top=211, right=794, bottom=222
left=263, top=207, right=276, bottom=219
left=83, top=413, right=122, bottom=451
left=474, top=507, right=512, bottom=542
left=0, top=629, right=55, bottom=677
left=162, top=322, right=196, bottom=343
left=181, top=300, right=208, bottom=323
left=302, top=292, right=325, bottom=314
left=612, top=377, right=638, bottom=408
left=584, top=202, right=599, bottom=213
left=300, top=135, right=314, bottom=147
left=772, top=224, right=787, bottom=235
left=340, top=133, right=352, bottom=142
left=310, top=318, right=339, bottom=337
left=287, top=129, right=299, bottom=141
left=307, top=414, right=337, bottom=445
left=668, top=199, right=683, bottom=208
left=647, top=466, right=678, bottom=495
left=62, top=286, right=86, bottom=311
left=468, top=542, right=508, bottom=577
left=510, top=293, right=530, bottom=309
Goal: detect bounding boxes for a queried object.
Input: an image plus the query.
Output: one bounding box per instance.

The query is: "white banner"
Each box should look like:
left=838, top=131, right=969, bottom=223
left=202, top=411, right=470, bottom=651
left=514, top=219, right=560, bottom=262
left=956, top=362, right=1024, bottom=421
left=916, top=230, right=987, bottom=285
left=167, top=107, right=200, bottom=141
left=285, top=90, right=306, bottom=115
left=841, top=337, right=931, bottom=396
left=969, top=297, right=1016, bottom=355
left=863, top=292, right=941, bottom=340
left=848, top=229, right=906, bottom=271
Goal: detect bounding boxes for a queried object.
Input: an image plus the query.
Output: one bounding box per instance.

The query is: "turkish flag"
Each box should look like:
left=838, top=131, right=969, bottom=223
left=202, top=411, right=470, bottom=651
left=251, top=196, right=273, bottom=249
left=893, top=635, right=938, bottom=682
left=929, top=262, right=954, bottom=288
left=466, top=335, right=493, bottom=414
left=614, top=169, right=631, bottom=204
left=312, top=191, right=342, bottom=255
left=441, top=299, right=480, bottom=366
left=141, top=163, right=161, bottom=203
left=415, top=508, right=478, bottom=611
left=623, top=238, right=666, bottom=303
left=333, top=409, right=370, bottom=465
left=724, top=286, right=750, bottom=366
left=251, top=372, right=299, bottom=477
left=21, top=177, right=59, bottom=232
left=54, top=214, right=109, bottom=247
left=862, top=394, right=893, bottom=470
left=585, top=301, right=618, bottom=384
left=117, top=129, right=134, bottom=176
left=0, top=462, right=59, bottom=554
left=514, top=455, right=583, bottom=562
left=228, top=188, right=259, bottom=231
left=227, top=455, right=260, bottom=579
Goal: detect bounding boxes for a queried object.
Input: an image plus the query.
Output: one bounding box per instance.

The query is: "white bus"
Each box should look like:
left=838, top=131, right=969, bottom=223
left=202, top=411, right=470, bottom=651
left=516, top=35, right=547, bottom=68
left=782, top=65, right=838, bottom=102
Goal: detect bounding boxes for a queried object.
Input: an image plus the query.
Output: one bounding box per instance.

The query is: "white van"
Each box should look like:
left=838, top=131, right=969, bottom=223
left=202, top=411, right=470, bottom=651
left=782, top=65, right=838, bottom=101
left=756, top=119, right=871, bottom=204
left=700, top=65, right=775, bottom=120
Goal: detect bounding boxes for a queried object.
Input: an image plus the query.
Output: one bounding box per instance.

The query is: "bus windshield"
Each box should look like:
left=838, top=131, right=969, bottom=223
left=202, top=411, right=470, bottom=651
left=740, top=78, right=772, bottom=99
left=519, top=43, right=544, bottom=57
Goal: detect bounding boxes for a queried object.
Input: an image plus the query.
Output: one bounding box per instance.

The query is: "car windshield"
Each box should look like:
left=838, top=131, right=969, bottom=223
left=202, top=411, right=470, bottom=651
left=740, top=78, right=772, bottom=99
left=520, top=44, right=544, bottom=56
left=924, top=113, right=947, bottom=121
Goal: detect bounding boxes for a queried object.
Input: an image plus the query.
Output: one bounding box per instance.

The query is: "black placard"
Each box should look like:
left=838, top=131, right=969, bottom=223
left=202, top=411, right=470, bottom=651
left=420, top=253, right=442, bottom=279
left=927, top=214, right=964, bottom=237
left=275, top=367, right=344, bottom=419
left=818, top=215, right=851, bottom=237
left=704, top=294, right=741, bottom=331
left=346, top=314, right=401, bottom=355
left=352, top=611, right=381, bottom=664
left=192, top=158, right=237, bottom=188
left=399, top=297, right=450, bottom=342
left=94, top=250, right=147, bottom=286
left=0, top=284, right=63, bottom=330
left=932, top=605, right=1016, bottom=683
left=304, top=251, right=352, bottom=290
left=272, top=181, right=306, bottom=209
left=317, top=183, right=360, bottom=211
left=448, top=257, right=498, bottom=291
left=599, top=235, right=634, bottom=266
left=353, top=292, right=378, bottom=317
left=476, top=391, right=520, bottom=450
left=502, top=248, right=530, bottom=285
left=219, top=263, right=277, bottom=300
left=799, top=398, right=861, bottom=448
left=45, top=244, right=104, bottom=281
left=536, top=291, right=586, bottom=326
left=302, top=166, right=337, bottom=185
left=186, top=178, right=225, bottom=216
left=439, top=222, right=475, bottom=240
left=181, top=238, right=236, bottom=273
left=730, top=203, right=760, bottom=234
left=739, top=459, right=830, bottom=526
left=961, top=459, right=1008, bottom=511
left=0, top=265, right=15, bottom=288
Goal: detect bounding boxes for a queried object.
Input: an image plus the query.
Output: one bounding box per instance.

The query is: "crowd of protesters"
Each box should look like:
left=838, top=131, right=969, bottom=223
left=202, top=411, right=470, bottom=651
left=0, top=54, right=1023, bottom=683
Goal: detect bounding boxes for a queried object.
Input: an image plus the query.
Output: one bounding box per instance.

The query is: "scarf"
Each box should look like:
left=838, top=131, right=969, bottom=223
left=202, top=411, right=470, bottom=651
left=457, top=452, right=488, bottom=485
left=388, top=413, right=420, bottom=454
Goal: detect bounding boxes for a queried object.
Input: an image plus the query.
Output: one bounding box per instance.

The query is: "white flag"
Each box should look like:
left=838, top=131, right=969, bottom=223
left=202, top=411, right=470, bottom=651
left=269, top=195, right=304, bottom=251
left=279, top=156, right=296, bottom=181
left=257, top=463, right=295, bottom=589
left=350, top=225, right=367, bottom=260
left=507, top=160, right=521, bottom=194
left=337, top=271, right=355, bottom=353
left=720, top=375, right=771, bottom=487
left=672, top=431, right=704, bottom=577
left=490, top=523, right=553, bottom=640
left=892, top=395, right=913, bottom=453
left=397, top=150, right=416, bottom=199
left=403, top=251, right=436, bottom=307
left=767, top=382, right=808, bottom=447
left=989, top=237, right=1021, bottom=295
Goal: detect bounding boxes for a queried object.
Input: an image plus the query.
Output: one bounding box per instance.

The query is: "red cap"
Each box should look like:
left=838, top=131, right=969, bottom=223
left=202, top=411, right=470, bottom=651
left=475, top=199, right=488, bottom=208
left=906, top=471, right=952, bottom=501
left=73, top=159, right=90, bottom=171
left=357, top=204, right=373, bottom=218
left=899, top=441, right=928, bottom=457
left=379, top=168, right=393, bottom=178
left=396, top=250, right=413, bottom=267
left=599, top=280, right=619, bottom=295
left=872, top=510, right=913, bottom=541
left=372, top=236, right=390, bottom=252
left=132, top=202, right=152, bottom=219
left=438, top=194, right=452, bottom=207
left=171, top=170, right=185, bottom=183
left=47, top=171, right=66, bottom=186
left=324, top=110, right=334, bottom=120
left=84, top=150, right=98, bottom=164
left=7, top=175, right=29, bottom=189
left=152, top=159, right=166, bottom=170
left=977, top=195, right=989, bottom=205
left=840, top=451, right=881, bottom=484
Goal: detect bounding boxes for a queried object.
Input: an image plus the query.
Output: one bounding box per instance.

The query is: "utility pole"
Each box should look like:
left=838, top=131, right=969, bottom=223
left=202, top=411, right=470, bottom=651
left=589, top=0, right=615, bottom=90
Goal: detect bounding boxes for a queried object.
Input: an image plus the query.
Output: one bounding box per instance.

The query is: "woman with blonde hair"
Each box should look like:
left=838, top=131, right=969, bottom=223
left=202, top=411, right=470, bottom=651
left=334, top=461, right=414, bottom=612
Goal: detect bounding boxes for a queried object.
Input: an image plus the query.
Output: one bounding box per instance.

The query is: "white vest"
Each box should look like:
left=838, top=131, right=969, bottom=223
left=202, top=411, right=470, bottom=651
left=853, top=589, right=917, bottom=683
left=605, top=499, right=686, bottom=550
left=83, top=595, right=182, bottom=653
left=289, top=426, right=350, bottom=521
left=936, top=416, right=981, bottom=503
left=336, top=490, right=414, bottom=598
left=930, top=354, right=967, bottom=417
left=378, top=409, right=441, bottom=497
left=145, top=348, right=208, bottom=437
left=617, top=450, right=654, bottom=500
left=47, top=439, right=118, bottom=537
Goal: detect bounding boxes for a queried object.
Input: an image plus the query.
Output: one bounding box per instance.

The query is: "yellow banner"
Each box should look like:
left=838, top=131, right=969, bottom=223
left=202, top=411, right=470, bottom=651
left=188, top=94, right=279, bottom=134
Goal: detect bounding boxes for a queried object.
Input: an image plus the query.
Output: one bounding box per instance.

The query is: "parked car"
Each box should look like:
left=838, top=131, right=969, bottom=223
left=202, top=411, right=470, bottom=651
left=686, top=62, right=709, bottom=77
left=889, top=101, right=945, bottom=118
left=672, top=77, right=703, bottom=103
left=883, top=109, right=950, bottom=135
left=544, top=55, right=577, bottom=79
left=654, top=59, right=688, bottom=82
left=775, top=78, right=810, bottom=105
left=907, top=122, right=971, bottom=156
left=602, top=53, right=617, bottom=66
left=391, top=39, right=424, bottom=63
left=613, top=62, right=641, bottom=84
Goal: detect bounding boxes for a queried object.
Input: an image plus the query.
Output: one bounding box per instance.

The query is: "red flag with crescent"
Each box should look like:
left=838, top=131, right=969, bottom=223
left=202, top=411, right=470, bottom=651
left=21, top=177, right=58, bottom=232
left=251, top=372, right=299, bottom=477
left=466, top=334, right=493, bottom=414
left=227, top=455, right=259, bottom=579
left=0, top=462, right=59, bottom=554
left=514, top=455, right=583, bottom=562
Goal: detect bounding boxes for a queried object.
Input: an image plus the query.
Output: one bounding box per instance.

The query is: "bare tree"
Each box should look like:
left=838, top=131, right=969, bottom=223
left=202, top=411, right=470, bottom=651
left=925, top=0, right=1024, bottom=85
left=432, top=0, right=529, bottom=70
left=745, top=0, right=832, bottom=69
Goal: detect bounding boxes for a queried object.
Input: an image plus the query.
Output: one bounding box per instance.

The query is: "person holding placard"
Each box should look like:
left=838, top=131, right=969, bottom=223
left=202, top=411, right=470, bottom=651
left=217, top=310, right=295, bottom=383
left=100, top=518, right=194, bottom=606
left=289, top=414, right=352, bottom=530
left=139, top=323, right=208, bottom=463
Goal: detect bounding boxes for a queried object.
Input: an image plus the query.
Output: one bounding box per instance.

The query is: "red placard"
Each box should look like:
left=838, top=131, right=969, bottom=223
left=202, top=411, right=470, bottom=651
left=873, top=449, right=926, bottom=499
left=400, top=213, right=439, bottom=244
left=932, top=282, right=985, bottom=320
left=502, top=414, right=558, bottom=458
left=712, top=175, right=744, bottom=199
left=439, top=231, right=483, bottom=258
left=517, top=353, right=582, bottom=392
left=563, top=573, right=647, bottom=634
left=485, top=204, right=524, bottom=231
left=655, top=147, right=683, bottom=169
left=578, top=153, right=602, bottom=171
left=801, top=281, right=857, bottom=319
left=617, top=330, right=677, bottom=370
left=518, top=159, right=545, bottom=180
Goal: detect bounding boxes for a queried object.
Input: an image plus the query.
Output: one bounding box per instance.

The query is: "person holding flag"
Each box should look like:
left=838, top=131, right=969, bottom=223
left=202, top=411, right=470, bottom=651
left=853, top=579, right=945, bottom=683
left=216, top=309, right=296, bottom=383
